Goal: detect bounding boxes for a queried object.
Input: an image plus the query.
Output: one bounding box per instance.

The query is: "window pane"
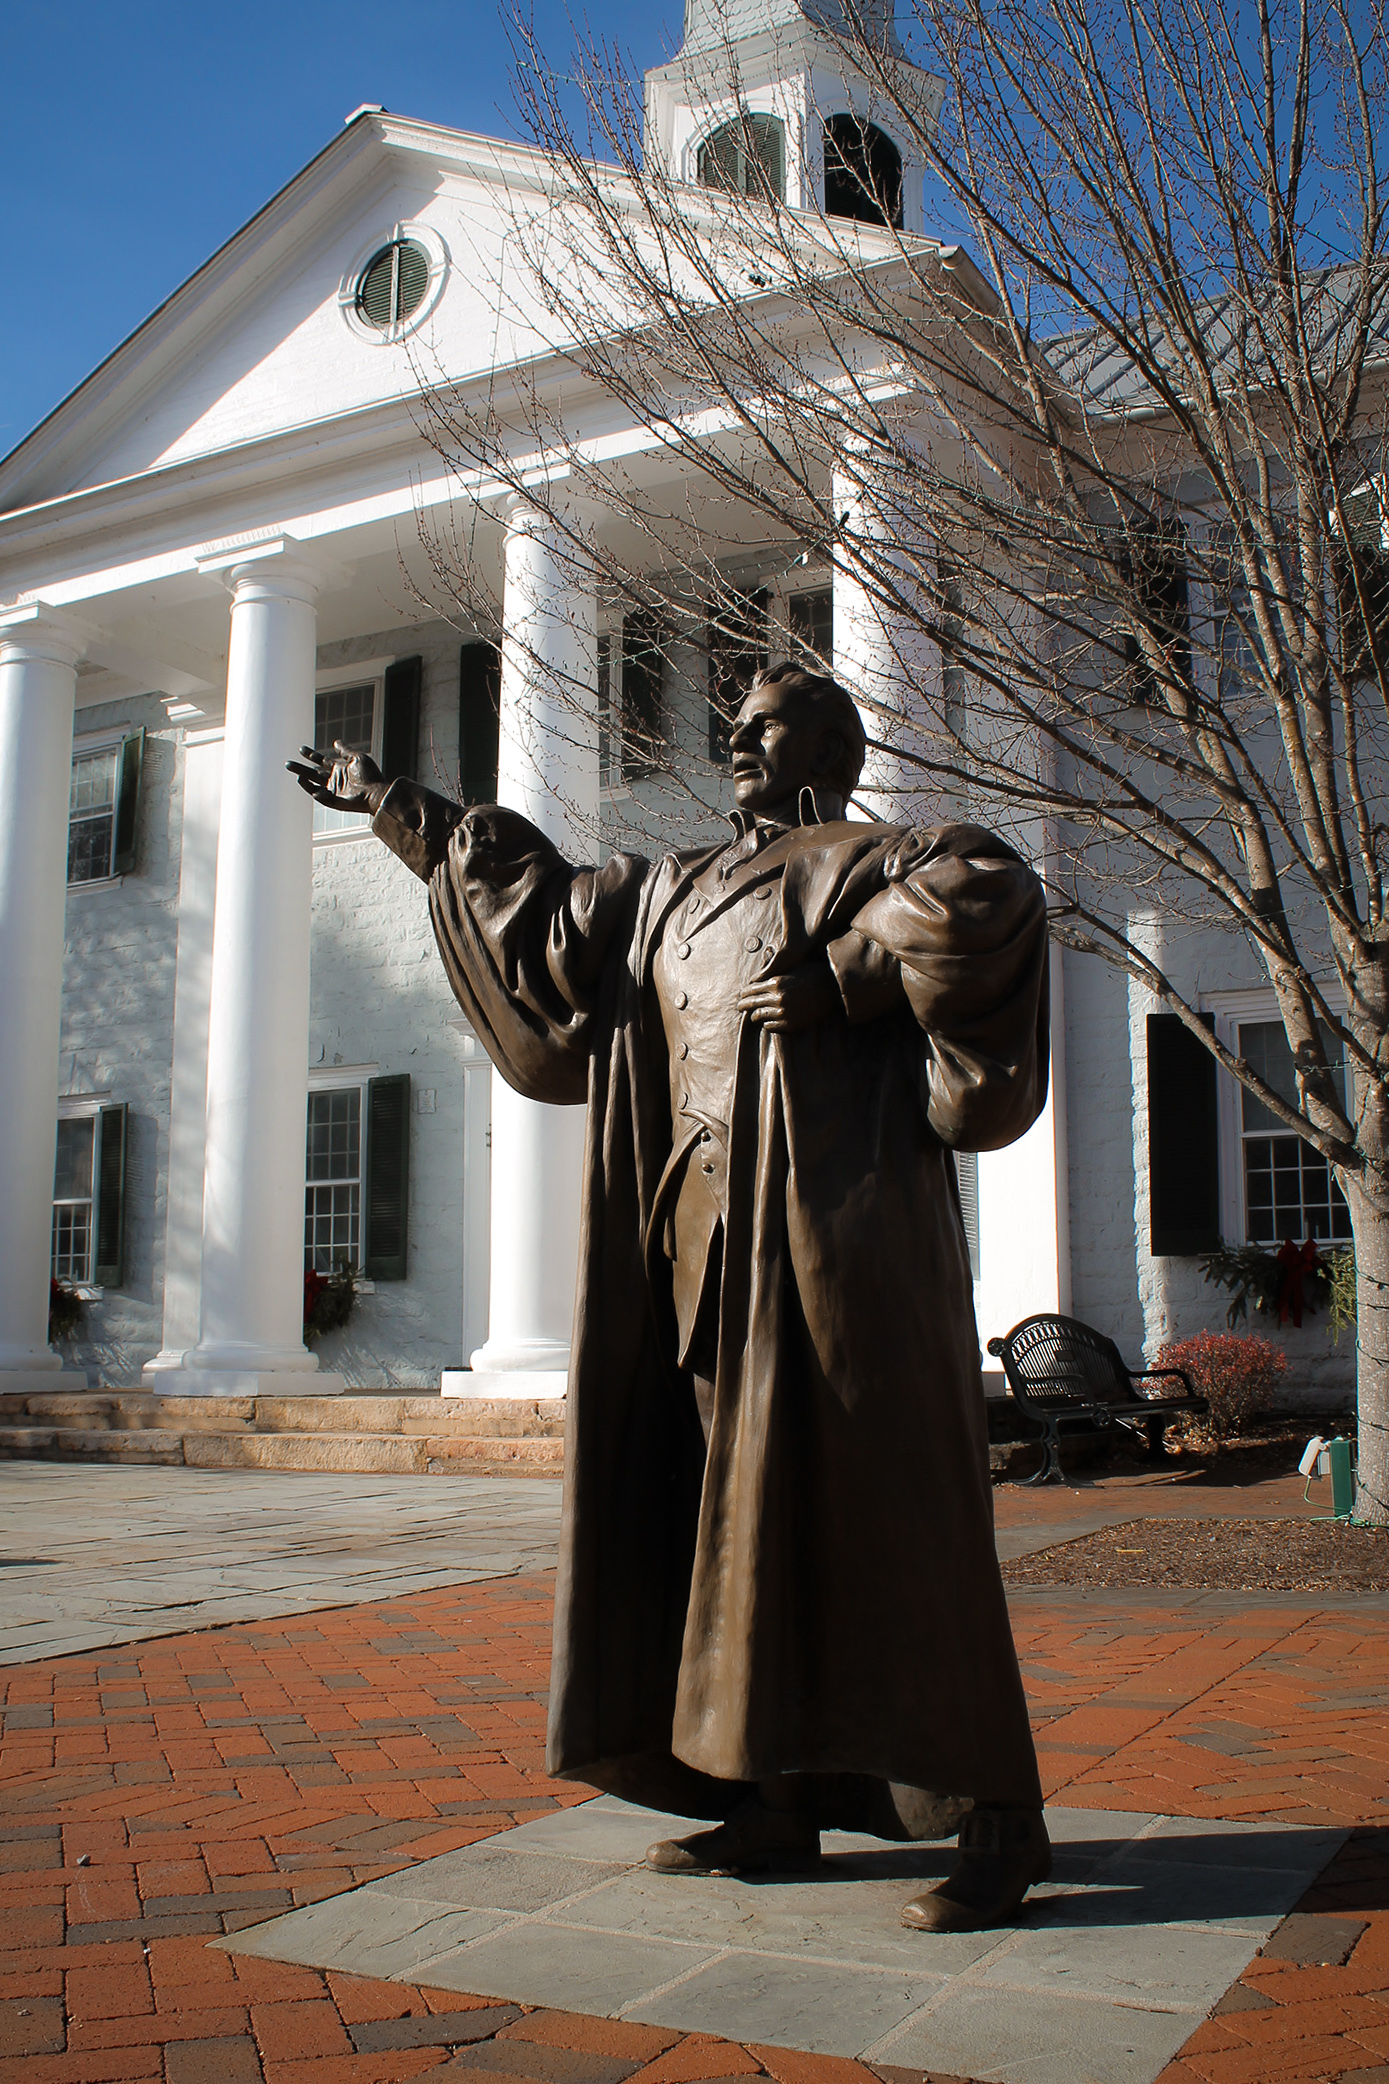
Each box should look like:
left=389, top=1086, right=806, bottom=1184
left=313, top=684, right=376, bottom=835
left=1238, top=1021, right=1298, bottom=1130
left=70, top=749, right=118, bottom=816
left=52, top=1119, right=95, bottom=1283
left=1242, top=1133, right=1351, bottom=1244
left=68, top=750, right=120, bottom=883
left=52, top=1203, right=93, bottom=1283
left=1238, top=1017, right=1352, bottom=1243
left=68, top=813, right=115, bottom=883
left=304, top=1185, right=361, bottom=1271
left=788, top=589, right=833, bottom=664
left=314, top=684, right=375, bottom=756
left=305, top=1089, right=360, bottom=1183
left=1238, top=1018, right=1347, bottom=1133
left=54, top=1119, right=95, bottom=1201
left=304, top=1090, right=362, bottom=1270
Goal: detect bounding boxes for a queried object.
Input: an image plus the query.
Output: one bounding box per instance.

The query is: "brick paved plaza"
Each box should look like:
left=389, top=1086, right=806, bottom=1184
left=2, top=1464, right=1387, bottom=2084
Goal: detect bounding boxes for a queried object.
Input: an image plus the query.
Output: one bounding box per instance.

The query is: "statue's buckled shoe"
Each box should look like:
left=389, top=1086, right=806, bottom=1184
left=901, top=1807, right=1051, bottom=1933
left=646, top=1798, right=821, bottom=1877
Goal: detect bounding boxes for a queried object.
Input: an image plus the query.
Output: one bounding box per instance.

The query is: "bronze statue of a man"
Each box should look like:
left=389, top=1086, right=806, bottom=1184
left=292, top=663, right=1052, bottom=1931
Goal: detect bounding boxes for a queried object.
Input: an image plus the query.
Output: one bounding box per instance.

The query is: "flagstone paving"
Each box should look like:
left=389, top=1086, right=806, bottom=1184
left=221, top=1796, right=1345, bottom=2081
left=0, top=1458, right=1322, bottom=1665
left=0, top=1465, right=564, bottom=1664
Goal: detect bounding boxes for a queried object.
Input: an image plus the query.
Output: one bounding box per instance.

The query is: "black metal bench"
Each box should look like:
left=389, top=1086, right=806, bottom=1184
left=986, top=1313, right=1208, bottom=1485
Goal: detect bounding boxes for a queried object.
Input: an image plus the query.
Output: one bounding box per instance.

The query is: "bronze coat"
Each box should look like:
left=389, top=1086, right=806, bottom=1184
left=374, top=785, right=1050, bottom=1833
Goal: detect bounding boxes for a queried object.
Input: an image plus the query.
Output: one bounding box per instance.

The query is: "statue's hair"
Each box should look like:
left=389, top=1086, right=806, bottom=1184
left=749, top=662, right=867, bottom=796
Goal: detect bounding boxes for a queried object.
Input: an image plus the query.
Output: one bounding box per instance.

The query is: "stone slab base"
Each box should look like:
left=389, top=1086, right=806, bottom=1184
left=0, top=1367, right=82, bottom=1394
left=448, top=1368, right=568, bottom=1401
left=142, top=1369, right=346, bottom=1398
left=222, top=1799, right=1345, bottom=2080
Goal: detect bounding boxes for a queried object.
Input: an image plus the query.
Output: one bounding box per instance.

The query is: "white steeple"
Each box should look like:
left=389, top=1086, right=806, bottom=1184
left=681, top=0, right=901, bottom=55
left=644, top=0, right=940, bottom=228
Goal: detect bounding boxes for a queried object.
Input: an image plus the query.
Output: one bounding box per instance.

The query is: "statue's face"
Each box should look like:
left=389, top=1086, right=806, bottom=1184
left=729, top=683, right=838, bottom=815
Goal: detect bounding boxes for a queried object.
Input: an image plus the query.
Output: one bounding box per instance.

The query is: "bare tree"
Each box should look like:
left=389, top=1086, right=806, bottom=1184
left=412, top=0, right=1389, bottom=1516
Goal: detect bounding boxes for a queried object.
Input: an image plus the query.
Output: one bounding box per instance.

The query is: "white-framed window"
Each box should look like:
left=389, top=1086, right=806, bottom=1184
left=305, top=1071, right=373, bottom=1270
left=312, top=663, right=387, bottom=838
left=1236, top=1018, right=1351, bottom=1244
left=304, top=1066, right=411, bottom=1280
left=51, top=1100, right=128, bottom=1288
left=1208, top=989, right=1351, bottom=1246
left=68, top=728, right=144, bottom=885
left=53, top=1116, right=97, bottom=1282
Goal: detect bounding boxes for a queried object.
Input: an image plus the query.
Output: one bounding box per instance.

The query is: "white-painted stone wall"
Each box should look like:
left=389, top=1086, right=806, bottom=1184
left=305, top=620, right=486, bottom=1388
left=56, top=622, right=489, bottom=1389
left=57, top=692, right=181, bottom=1383
left=50, top=621, right=1358, bottom=1412
left=1062, top=929, right=1355, bottom=1413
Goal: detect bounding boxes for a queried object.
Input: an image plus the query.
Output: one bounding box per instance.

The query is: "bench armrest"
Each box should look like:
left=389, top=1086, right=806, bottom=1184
left=1130, top=1366, right=1194, bottom=1401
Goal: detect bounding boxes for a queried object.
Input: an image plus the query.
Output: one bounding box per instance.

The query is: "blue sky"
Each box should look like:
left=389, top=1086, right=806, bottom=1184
left=0, top=0, right=681, bottom=460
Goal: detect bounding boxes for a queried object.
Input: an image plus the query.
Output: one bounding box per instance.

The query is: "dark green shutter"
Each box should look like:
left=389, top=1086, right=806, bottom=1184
left=380, top=655, right=422, bottom=784
left=111, top=729, right=144, bottom=876
left=364, top=1074, right=410, bottom=1280
left=93, top=1103, right=128, bottom=1287
left=1148, top=1013, right=1221, bottom=1254
left=459, top=643, right=500, bottom=805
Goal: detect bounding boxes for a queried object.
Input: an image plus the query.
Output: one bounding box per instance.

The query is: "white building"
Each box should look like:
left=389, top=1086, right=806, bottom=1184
left=0, top=0, right=1353, bottom=1411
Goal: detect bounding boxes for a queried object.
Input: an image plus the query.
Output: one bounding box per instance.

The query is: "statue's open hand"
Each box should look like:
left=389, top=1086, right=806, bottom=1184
left=737, top=955, right=842, bottom=1033
left=287, top=741, right=388, bottom=814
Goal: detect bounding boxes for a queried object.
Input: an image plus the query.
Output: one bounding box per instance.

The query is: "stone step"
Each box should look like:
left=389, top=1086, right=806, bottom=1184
left=0, top=1422, right=563, bottom=1477
left=0, top=1391, right=565, bottom=1440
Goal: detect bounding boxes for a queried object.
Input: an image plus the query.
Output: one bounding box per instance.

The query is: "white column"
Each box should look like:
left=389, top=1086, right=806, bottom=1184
left=457, top=495, right=600, bottom=1400
left=169, top=552, right=342, bottom=1396
left=0, top=610, right=82, bottom=1389
left=832, top=458, right=941, bottom=824
left=143, top=726, right=223, bottom=1385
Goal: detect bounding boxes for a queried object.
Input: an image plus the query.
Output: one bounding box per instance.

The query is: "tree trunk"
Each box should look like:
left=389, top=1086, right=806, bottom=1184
left=1347, top=1173, right=1389, bottom=1525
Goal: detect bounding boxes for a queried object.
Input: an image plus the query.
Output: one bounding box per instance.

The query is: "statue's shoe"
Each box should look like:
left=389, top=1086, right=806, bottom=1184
left=901, top=1807, right=1052, bottom=1932
left=646, top=1799, right=821, bottom=1877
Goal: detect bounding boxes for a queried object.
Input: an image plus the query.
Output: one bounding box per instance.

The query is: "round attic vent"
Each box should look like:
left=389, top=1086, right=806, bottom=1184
left=356, top=239, right=431, bottom=330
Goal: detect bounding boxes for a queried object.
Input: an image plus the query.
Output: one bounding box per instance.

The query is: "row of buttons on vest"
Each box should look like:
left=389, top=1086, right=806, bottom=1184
left=675, top=935, right=766, bottom=956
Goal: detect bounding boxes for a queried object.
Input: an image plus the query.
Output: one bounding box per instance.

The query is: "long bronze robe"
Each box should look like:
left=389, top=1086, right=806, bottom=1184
left=373, top=782, right=1049, bottom=1835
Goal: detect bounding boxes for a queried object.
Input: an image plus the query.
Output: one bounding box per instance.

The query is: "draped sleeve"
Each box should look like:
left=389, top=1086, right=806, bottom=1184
left=372, top=781, right=648, bottom=1104
left=840, top=822, right=1050, bottom=1151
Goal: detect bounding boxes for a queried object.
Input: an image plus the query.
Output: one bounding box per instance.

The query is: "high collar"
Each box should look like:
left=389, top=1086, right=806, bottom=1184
left=727, top=785, right=845, bottom=838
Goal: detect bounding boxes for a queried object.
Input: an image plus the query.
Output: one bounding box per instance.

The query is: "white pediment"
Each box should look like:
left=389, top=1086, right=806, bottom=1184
left=0, top=116, right=574, bottom=515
